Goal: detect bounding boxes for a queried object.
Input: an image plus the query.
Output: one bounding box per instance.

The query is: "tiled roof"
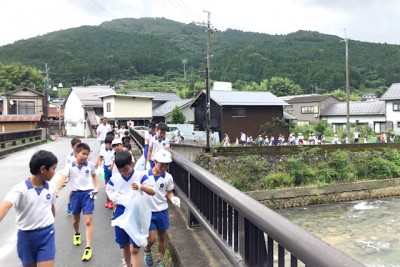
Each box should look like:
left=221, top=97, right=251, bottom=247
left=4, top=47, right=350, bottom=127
left=0, top=115, right=41, bottom=122
left=321, top=101, right=385, bottom=116
left=210, top=90, right=288, bottom=106
left=71, top=86, right=115, bottom=107
left=380, top=83, right=400, bottom=100
left=127, top=92, right=182, bottom=101
left=285, top=94, right=337, bottom=104
left=153, top=99, right=193, bottom=117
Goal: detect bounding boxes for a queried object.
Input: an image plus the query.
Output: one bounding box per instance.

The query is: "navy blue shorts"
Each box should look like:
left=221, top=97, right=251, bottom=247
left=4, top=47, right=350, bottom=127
left=17, top=224, right=55, bottom=266
left=103, top=165, right=112, bottom=181
left=149, top=209, right=169, bottom=231
left=70, top=190, right=95, bottom=215
left=114, top=226, right=140, bottom=249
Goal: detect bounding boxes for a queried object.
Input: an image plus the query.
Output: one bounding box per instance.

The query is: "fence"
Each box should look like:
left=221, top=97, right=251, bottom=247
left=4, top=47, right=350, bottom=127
left=0, top=129, right=43, bottom=149
left=130, top=128, right=364, bottom=267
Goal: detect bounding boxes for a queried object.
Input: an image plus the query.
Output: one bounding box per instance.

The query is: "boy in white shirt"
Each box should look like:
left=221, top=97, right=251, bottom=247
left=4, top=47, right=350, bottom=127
left=106, top=151, right=155, bottom=267
left=96, top=136, right=115, bottom=209
left=144, top=122, right=157, bottom=160
left=0, top=150, right=58, bottom=267
left=56, top=143, right=100, bottom=261
left=146, top=122, right=170, bottom=170
left=143, top=150, right=180, bottom=267
left=65, top=138, right=81, bottom=213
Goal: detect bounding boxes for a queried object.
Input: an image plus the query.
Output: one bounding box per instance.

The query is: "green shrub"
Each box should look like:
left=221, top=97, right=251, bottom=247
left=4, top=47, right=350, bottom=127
left=369, top=158, right=400, bottom=179
left=329, top=150, right=355, bottom=181
left=287, top=157, right=317, bottom=185
left=262, top=172, right=293, bottom=189
left=352, top=151, right=374, bottom=179
left=316, top=162, right=335, bottom=184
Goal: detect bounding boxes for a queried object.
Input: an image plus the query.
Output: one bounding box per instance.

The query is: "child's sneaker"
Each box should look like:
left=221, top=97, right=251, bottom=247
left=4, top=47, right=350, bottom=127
left=108, top=202, right=114, bottom=209
left=156, top=260, right=165, bottom=267
left=73, top=233, right=81, bottom=246
left=105, top=201, right=110, bottom=208
left=81, top=247, right=92, bottom=261
left=144, top=251, right=153, bottom=266
left=67, top=203, right=71, bottom=214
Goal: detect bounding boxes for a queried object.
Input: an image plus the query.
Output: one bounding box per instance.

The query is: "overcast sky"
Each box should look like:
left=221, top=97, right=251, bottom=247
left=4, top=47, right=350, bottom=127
left=1, top=0, right=400, bottom=46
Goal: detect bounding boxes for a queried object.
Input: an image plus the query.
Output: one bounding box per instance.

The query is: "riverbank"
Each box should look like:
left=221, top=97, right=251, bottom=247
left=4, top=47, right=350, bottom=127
left=247, top=178, right=400, bottom=209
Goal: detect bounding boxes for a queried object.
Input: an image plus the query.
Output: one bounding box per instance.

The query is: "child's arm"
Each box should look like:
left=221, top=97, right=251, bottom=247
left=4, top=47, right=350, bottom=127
left=56, top=174, right=68, bottom=197
left=131, top=182, right=155, bottom=196
left=109, top=161, right=114, bottom=171
left=95, top=155, right=102, bottom=168
left=146, top=146, right=153, bottom=163
left=51, top=204, right=56, bottom=218
left=0, top=201, right=13, bottom=222
left=92, top=173, right=100, bottom=193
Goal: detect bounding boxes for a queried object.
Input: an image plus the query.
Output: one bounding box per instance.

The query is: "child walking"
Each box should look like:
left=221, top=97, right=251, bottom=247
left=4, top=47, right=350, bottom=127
left=56, top=143, right=100, bottom=261
left=143, top=150, right=180, bottom=267
left=65, top=138, right=81, bottom=213
left=146, top=122, right=170, bottom=170
left=106, top=151, right=155, bottom=267
left=96, top=136, right=115, bottom=209
left=0, top=150, right=58, bottom=267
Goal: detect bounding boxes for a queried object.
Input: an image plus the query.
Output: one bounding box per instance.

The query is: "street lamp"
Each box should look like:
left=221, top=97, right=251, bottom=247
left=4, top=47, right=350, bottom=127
left=52, top=83, right=63, bottom=134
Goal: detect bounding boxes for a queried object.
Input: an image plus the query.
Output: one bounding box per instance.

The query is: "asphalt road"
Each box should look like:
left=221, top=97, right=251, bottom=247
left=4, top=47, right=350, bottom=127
left=0, top=138, right=127, bottom=267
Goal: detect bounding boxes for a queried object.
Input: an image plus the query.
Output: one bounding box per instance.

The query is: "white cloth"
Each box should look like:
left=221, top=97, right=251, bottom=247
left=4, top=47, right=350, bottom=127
left=61, top=161, right=96, bottom=191
left=148, top=135, right=170, bottom=161
left=96, top=123, right=112, bottom=141
left=4, top=179, right=56, bottom=231
left=143, top=169, right=174, bottom=212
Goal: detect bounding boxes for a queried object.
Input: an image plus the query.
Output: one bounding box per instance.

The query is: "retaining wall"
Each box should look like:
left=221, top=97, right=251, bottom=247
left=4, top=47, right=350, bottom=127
left=247, top=178, right=400, bottom=209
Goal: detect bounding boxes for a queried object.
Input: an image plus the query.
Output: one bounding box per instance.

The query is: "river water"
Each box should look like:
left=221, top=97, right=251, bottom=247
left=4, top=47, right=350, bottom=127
left=277, top=197, right=400, bottom=267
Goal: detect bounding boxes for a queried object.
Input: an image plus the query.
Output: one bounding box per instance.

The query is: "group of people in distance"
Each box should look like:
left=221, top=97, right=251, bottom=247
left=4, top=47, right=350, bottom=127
left=0, top=120, right=180, bottom=267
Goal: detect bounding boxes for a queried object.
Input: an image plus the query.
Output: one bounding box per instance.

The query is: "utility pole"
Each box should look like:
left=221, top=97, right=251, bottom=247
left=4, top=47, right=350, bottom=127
left=344, top=30, right=350, bottom=141
left=182, top=59, right=188, bottom=80
left=44, top=63, right=49, bottom=140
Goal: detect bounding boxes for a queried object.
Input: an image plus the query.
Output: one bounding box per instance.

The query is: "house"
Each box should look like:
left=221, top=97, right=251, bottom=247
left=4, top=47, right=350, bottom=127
left=281, top=94, right=340, bottom=125
left=64, top=86, right=115, bottom=137
left=320, top=101, right=386, bottom=133
left=127, top=92, right=182, bottom=109
left=152, top=99, right=194, bottom=124
left=0, top=87, right=45, bottom=132
left=380, top=83, right=400, bottom=134
left=191, top=90, right=289, bottom=140
left=100, top=94, right=153, bottom=126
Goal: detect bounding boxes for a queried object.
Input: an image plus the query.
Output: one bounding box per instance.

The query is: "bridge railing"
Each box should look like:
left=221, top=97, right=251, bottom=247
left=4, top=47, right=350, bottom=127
left=0, top=129, right=43, bottom=149
left=130, top=128, right=364, bottom=267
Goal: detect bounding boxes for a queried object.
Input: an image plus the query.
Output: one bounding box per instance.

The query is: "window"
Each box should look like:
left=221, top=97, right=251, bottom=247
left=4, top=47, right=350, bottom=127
left=374, top=122, right=386, bottom=133
left=18, top=101, right=35, bottom=114
left=106, top=102, right=111, bottom=112
left=301, top=106, right=319, bottom=114
left=393, top=103, right=400, bottom=111
left=232, top=107, right=245, bottom=117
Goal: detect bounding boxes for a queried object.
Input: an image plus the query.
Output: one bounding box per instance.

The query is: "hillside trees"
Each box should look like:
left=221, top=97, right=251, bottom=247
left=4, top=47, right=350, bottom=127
left=0, top=62, right=43, bottom=93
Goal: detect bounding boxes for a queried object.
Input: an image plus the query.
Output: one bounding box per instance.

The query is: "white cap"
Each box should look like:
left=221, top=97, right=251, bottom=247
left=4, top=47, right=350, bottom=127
left=154, top=150, right=172, bottom=163
left=112, top=138, right=122, bottom=145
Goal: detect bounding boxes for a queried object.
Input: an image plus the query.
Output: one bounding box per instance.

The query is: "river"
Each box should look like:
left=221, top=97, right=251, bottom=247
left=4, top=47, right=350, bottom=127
left=278, top=197, right=400, bottom=267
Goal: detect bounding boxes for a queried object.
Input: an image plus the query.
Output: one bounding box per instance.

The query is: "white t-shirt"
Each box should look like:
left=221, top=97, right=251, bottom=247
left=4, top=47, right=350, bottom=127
left=4, top=179, right=56, bottom=231
left=61, top=161, right=96, bottom=191
left=99, top=147, right=115, bottom=166
left=148, top=135, right=170, bottom=161
left=145, top=130, right=156, bottom=146
left=106, top=169, right=154, bottom=205
left=65, top=152, right=75, bottom=167
left=143, top=169, right=174, bottom=212
left=96, top=123, right=112, bottom=141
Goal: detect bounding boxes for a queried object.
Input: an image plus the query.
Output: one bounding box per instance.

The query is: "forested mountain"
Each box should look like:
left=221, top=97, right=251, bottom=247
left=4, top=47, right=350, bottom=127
left=0, top=17, right=399, bottom=94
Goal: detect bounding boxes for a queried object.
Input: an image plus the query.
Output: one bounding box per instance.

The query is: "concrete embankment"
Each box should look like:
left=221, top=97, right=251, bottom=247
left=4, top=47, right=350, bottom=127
left=247, top=178, right=400, bottom=209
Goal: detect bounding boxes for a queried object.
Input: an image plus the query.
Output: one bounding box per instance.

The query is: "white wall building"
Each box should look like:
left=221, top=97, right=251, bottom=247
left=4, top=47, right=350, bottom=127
left=380, top=83, right=400, bottom=134
left=64, top=86, right=115, bottom=137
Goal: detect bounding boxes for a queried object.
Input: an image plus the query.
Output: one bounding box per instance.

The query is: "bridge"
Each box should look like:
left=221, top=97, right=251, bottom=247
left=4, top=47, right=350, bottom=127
left=0, top=129, right=364, bottom=267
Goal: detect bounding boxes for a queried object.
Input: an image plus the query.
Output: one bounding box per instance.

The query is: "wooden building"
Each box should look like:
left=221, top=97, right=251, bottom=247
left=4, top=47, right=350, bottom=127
left=191, top=90, right=289, bottom=140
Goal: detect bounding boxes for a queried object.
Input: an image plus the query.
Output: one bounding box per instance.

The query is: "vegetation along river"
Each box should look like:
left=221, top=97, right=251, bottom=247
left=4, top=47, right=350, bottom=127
left=278, top=196, right=400, bottom=267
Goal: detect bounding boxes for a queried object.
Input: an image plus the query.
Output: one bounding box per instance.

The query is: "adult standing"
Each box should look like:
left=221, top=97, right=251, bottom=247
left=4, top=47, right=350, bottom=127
left=97, top=117, right=112, bottom=145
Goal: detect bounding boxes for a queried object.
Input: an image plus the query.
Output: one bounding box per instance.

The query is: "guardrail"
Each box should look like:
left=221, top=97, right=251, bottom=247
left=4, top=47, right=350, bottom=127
left=0, top=129, right=43, bottom=149
left=130, top=128, right=364, bottom=267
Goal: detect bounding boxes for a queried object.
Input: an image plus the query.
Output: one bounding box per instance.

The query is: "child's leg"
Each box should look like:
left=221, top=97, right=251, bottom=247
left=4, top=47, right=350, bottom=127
left=121, top=243, right=131, bottom=267
left=130, top=245, right=141, bottom=267
left=38, top=260, right=54, bottom=267
left=157, top=230, right=167, bottom=261
left=72, top=214, right=80, bottom=234
left=145, top=230, right=157, bottom=252
left=83, top=214, right=93, bottom=247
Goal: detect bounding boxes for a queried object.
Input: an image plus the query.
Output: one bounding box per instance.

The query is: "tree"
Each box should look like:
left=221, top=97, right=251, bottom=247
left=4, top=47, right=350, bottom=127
left=331, top=89, right=359, bottom=101
left=0, top=62, right=43, bottom=93
left=170, top=105, right=186, bottom=124
left=262, top=77, right=303, bottom=96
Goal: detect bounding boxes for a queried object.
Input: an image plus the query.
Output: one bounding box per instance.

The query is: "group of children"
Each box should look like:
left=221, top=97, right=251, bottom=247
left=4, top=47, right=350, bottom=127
left=0, top=121, right=179, bottom=267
